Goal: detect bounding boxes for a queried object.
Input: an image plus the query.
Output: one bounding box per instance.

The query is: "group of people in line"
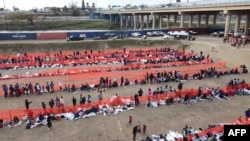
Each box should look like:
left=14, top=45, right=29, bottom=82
left=2, top=81, right=55, bottom=98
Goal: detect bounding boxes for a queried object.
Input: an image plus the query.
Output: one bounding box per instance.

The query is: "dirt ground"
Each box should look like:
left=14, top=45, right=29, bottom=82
left=0, top=36, right=250, bottom=141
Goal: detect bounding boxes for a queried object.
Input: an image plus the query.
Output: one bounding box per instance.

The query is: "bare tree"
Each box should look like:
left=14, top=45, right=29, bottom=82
left=82, top=0, right=85, bottom=11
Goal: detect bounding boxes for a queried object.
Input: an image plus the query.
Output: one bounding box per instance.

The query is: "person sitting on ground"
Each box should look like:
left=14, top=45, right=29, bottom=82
left=245, top=108, right=250, bottom=118
left=124, top=78, right=130, bottom=86
left=37, top=114, right=45, bottom=123
left=112, top=79, right=118, bottom=87
left=71, top=84, right=76, bottom=92
left=63, top=85, right=67, bottom=91
left=13, top=116, right=19, bottom=124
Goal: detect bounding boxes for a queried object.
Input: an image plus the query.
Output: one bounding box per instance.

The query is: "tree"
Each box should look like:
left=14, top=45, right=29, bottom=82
left=50, top=7, right=61, bottom=15
left=4, top=12, right=37, bottom=25
left=82, top=0, right=85, bottom=11
left=86, top=2, right=90, bottom=9
left=62, top=5, right=69, bottom=13
left=69, top=0, right=80, bottom=16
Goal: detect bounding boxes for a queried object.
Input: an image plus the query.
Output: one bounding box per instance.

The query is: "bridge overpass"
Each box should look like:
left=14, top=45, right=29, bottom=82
left=92, top=0, right=250, bottom=37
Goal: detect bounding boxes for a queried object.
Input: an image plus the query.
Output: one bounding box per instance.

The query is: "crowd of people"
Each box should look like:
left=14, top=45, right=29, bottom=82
left=0, top=46, right=210, bottom=71
left=1, top=63, right=248, bottom=99
left=0, top=46, right=249, bottom=141
left=1, top=80, right=249, bottom=141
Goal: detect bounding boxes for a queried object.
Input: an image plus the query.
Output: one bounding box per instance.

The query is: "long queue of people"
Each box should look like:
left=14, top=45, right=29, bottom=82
left=21, top=78, right=249, bottom=114
left=1, top=63, right=248, bottom=98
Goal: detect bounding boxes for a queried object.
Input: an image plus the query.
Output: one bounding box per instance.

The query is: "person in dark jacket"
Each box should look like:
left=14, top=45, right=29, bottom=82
left=47, top=114, right=52, bottom=129
left=49, top=99, right=54, bottom=108
left=25, top=99, right=32, bottom=109
left=72, top=96, right=77, bottom=106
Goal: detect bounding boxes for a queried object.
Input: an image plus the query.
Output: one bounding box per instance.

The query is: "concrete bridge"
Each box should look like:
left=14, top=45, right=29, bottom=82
left=92, top=0, right=250, bottom=37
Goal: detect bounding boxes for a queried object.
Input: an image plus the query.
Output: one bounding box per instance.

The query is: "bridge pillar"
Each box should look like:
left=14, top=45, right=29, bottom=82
left=189, top=15, right=193, bottom=28
left=167, top=15, right=170, bottom=29
left=205, top=14, right=209, bottom=27
left=152, top=13, right=156, bottom=30
left=159, top=15, right=163, bottom=29
left=109, top=14, right=113, bottom=22
left=130, top=16, right=133, bottom=29
left=133, top=14, right=137, bottom=30
left=140, top=15, right=144, bottom=29
left=235, top=14, right=241, bottom=32
left=174, top=15, right=177, bottom=27
left=136, top=15, right=139, bottom=29
left=197, top=14, right=201, bottom=27
left=245, top=14, right=250, bottom=35
left=224, top=12, right=231, bottom=37
left=213, top=14, right=217, bottom=26
left=125, top=16, right=128, bottom=29
left=115, top=15, right=119, bottom=23
left=120, top=15, right=123, bottom=29
left=146, top=15, right=149, bottom=29
left=179, top=13, right=184, bottom=28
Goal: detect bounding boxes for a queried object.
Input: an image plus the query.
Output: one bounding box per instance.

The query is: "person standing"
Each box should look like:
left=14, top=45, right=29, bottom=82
left=49, top=99, right=54, bottom=108
left=50, top=81, right=54, bottom=93
left=143, top=125, right=147, bottom=134
left=60, top=96, right=64, bottom=107
left=138, top=88, right=143, bottom=96
left=25, top=99, right=32, bottom=109
left=129, top=115, right=132, bottom=124
left=133, top=125, right=137, bottom=141
left=42, top=102, right=46, bottom=109
left=72, top=96, right=77, bottom=106
left=98, top=91, right=103, bottom=101
left=58, top=81, right=62, bottom=90
left=47, top=114, right=52, bottom=130
left=87, top=95, right=92, bottom=103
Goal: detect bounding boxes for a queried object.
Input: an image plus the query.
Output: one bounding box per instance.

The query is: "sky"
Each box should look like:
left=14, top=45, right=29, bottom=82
left=0, top=0, right=202, bottom=10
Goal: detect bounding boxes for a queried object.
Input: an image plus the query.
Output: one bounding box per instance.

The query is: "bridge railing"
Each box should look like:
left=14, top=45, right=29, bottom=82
left=98, top=0, right=250, bottom=13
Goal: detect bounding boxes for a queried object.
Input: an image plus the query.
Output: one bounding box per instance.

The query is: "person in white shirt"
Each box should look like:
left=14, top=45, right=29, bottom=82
left=60, top=96, right=64, bottom=106
left=58, top=81, right=62, bottom=90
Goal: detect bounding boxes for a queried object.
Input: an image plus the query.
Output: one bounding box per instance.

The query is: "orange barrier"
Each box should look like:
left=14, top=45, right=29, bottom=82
left=0, top=60, right=222, bottom=81
left=176, top=116, right=250, bottom=141
left=0, top=46, right=191, bottom=69
left=0, top=83, right=249, bottom=121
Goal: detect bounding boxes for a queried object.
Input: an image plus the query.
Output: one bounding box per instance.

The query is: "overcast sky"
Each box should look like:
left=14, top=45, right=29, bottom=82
left=1, top=0, right=202, bottom=10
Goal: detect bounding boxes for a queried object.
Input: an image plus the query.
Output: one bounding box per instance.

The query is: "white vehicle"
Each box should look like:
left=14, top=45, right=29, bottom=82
left=168, top=31, right=189, bottom=36
left=147, top=32, right=154, bottom=37
left=189, top=31, right=197, bottom=35
left=153, top=31, right=161, bottom=36
left=211, top=31, right=224, bottom=37
left=234, top=32, right=244, bottom=37
left=163, top=34, right=174, bottom=40
left=131, top=32, right=142, bottom=37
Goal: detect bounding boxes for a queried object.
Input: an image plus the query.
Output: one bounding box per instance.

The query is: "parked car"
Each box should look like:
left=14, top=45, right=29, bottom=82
left=228, top=29, right=234, bottom=36
left=189, top=31, right=197, bottom=35
left=211, top=31, right=224, bottom=37
left=67, top=34, right=86, bottom=41
left=131, top=32, right=142, bottom=37
left=93, top=35, right=108, bottom=40
left=147, top=32, right=154, bottom=37
left=163, top=34, right=174, bottom=40
left=153, top=31, right=161, bottom=36
left=160, top=31, right=166, bottom=36
left=112, top=35, right=123, bottom=40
